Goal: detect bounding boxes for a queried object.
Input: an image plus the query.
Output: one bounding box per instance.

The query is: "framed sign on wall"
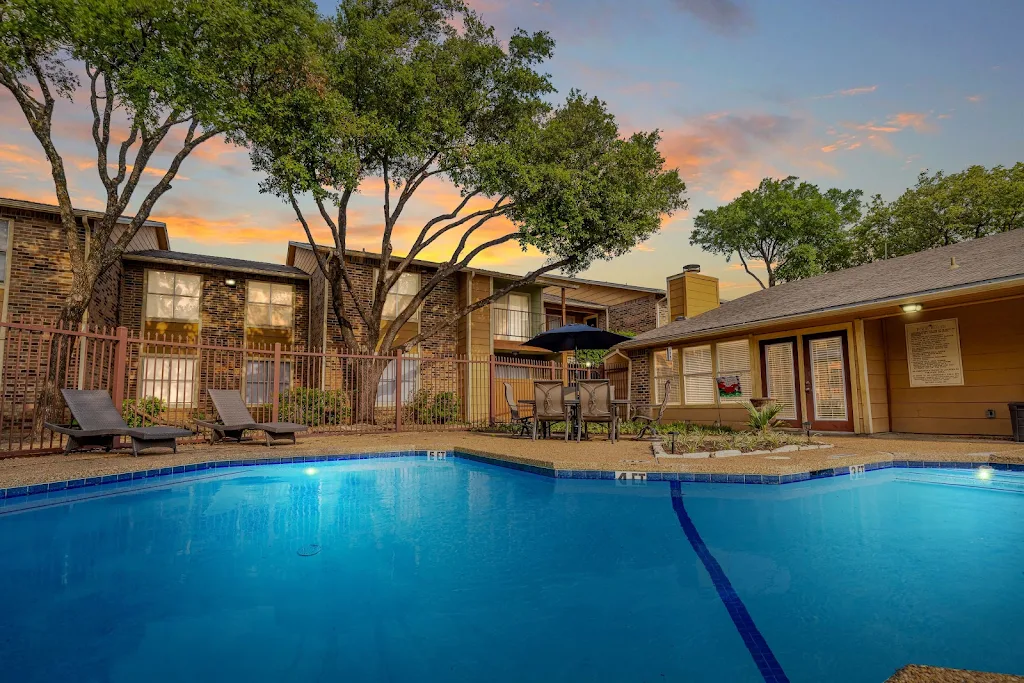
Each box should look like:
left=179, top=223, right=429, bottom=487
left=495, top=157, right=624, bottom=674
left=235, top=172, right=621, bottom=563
left=905, top=318, right=964, bottom=387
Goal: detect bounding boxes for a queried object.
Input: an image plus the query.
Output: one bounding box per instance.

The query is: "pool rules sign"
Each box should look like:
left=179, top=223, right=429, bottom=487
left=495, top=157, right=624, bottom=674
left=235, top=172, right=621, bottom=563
left=905, top=318, right=964, bottom=387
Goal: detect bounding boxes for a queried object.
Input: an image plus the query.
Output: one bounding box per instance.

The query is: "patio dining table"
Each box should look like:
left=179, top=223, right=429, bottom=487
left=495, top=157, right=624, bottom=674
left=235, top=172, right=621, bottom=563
left=517, top=391, right=630, bottom=440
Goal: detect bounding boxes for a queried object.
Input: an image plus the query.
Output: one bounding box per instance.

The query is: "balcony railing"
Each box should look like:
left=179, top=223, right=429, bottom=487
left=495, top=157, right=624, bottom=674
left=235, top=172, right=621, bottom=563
left=492, top=307, right=545, bottom=342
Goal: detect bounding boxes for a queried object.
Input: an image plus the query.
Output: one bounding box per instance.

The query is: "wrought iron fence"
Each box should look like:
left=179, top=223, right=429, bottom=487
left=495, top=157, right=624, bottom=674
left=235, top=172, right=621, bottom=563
left=0, top=319, right=607, bottom=456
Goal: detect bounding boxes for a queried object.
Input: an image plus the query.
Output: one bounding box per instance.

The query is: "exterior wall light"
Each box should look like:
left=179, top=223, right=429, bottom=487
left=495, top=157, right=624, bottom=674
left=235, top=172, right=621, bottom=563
left=900, top=303, right=923, bottom=313
left=225, top=278, right=237, bottom=287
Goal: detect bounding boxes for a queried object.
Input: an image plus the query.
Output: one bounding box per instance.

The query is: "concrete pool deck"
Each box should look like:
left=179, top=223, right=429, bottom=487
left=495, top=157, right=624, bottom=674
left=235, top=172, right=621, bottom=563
left=1, top=431, right=1023, bottom=489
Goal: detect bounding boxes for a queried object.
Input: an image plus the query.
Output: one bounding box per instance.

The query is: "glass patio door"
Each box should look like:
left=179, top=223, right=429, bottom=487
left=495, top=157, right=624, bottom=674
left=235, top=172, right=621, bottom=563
left=760, top=339, right=801, bottom=427
left=803, top=332, right=853, bottom=431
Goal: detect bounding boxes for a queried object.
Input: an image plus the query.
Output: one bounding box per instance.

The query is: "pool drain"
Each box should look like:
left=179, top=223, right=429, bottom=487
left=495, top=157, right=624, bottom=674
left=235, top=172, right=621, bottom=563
left=297, top=544, right=321, bottom=557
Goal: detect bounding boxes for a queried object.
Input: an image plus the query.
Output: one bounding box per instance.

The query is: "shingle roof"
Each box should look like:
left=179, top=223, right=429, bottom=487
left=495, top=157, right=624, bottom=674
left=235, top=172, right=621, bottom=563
left=0, top=197, right=167, bottom=228
left=619, top=229, right=1024, bottom=350
left=540, top=273, right=665, bottom=294
left=124, top=250, right=308, bottom=278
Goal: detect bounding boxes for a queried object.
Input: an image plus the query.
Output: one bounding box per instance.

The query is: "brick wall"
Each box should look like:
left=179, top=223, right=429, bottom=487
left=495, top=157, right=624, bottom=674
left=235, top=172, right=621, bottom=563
left=608, top=294, right=660, bottom=335
left=1, top=208, right=76, bottom=322
left=628, top=348, right=650, bottom=406
left=119, top=261, right=310, bottom=348
left=324, top=256, right=458, bottom=355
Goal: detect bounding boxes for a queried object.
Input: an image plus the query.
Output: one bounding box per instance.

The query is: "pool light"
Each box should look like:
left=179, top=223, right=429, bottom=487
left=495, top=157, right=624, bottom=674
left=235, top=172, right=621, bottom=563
left=304, top=467, right=318, bottom=476
left=976, top=466, right=993, bottom=480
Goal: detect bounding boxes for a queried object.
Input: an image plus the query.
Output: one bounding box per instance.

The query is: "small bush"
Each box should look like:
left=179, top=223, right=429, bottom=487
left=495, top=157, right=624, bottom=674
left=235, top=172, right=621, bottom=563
left=408, top=389, right=463, bottom=425
left=278, top=388, right=351, bottom=426
left=122, top=397, right=166, bottom=428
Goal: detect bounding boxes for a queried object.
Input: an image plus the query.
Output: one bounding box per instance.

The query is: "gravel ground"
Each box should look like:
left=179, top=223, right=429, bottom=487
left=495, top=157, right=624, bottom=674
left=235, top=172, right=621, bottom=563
left=1, top=430, right=1022, bottom=489
left=886, top=665, right=1024, bottom=682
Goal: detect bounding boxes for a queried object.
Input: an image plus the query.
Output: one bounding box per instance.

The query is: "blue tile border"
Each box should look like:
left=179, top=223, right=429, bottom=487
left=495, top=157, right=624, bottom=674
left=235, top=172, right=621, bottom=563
left=0, top=449, right=1021, bottom=502
left=669, top=481, right=789, bottom=683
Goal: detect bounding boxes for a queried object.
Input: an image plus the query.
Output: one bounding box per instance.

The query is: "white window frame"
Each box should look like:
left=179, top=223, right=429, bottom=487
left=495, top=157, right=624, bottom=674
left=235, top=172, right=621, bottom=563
left=139, top=355, right=197, bottom=407
left=715, top=339, right=753, bottom=403
left=375, top=270, right=420, bottom=322
left=494, top=292, right=532, bottom=341
left=681, top=344, right=716, bottom=406
left=244, top=359, right=293, bottom=405
left=145, top=270, right=202, bottom=322
left=245, top=281, right=295, bottom=330
left=376, top=356, right=420, bottom=407
left=652, top=347, right=680, bottom=406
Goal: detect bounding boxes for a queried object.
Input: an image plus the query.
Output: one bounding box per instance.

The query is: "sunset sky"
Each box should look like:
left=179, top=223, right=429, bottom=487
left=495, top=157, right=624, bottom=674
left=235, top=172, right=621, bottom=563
left=1, top=0, right=1021, bottom=299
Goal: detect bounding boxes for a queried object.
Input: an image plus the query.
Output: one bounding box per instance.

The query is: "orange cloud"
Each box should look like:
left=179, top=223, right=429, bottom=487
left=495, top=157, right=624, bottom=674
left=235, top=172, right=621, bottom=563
left=966, top=94, right=982, bottom=103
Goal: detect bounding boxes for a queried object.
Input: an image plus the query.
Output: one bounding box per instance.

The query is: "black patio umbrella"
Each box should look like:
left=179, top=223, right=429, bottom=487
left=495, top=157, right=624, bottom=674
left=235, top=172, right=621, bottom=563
left=523, top=324, right=633, bottom=352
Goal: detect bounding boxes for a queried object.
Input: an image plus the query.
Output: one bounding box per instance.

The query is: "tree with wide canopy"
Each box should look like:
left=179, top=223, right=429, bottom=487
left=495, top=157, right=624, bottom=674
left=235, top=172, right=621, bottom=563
left=0, top=0, right=323, bottom=327
left=249, top=0, right=687, bottom=357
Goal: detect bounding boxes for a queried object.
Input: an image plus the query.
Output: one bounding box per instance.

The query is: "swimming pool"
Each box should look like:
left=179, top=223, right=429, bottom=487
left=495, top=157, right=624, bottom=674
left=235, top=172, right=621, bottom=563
left=1, top=455, right=1022, bottom=682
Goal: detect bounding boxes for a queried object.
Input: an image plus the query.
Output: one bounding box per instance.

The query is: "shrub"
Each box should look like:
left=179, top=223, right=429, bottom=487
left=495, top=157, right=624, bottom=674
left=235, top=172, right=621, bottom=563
left=122, top=397, right=166, bottom=428
left=408, top=389, right=462, bottom=425
left=278, top=388, right=351, bottom=426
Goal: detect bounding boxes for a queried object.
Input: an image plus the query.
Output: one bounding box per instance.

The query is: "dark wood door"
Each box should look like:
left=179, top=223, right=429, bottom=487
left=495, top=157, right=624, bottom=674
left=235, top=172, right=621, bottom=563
left=801, top=331, right=854, bottom=432
left=759, top=337, right=802, bottom=428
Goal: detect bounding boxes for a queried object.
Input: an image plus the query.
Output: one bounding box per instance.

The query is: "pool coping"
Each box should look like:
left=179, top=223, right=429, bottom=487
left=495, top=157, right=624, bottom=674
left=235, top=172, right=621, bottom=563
left=2, top=446, right=1023, bottom=502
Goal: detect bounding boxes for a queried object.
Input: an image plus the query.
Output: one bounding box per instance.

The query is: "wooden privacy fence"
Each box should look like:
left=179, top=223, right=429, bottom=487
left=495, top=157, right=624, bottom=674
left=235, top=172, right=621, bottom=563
left=0, top=319, right=605, bottom=456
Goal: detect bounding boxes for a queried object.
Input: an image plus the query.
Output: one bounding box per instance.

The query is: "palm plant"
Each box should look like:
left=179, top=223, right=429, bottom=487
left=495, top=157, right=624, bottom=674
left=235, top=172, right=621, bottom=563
left=744, top=400, right=784, bottom=432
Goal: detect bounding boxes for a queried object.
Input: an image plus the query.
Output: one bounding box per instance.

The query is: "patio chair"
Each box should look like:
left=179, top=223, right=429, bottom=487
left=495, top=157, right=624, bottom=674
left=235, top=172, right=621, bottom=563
left=632, top=380, right=671, bottom=440
left=44, top=389, right=193, bottom=456
left=532, top=380, right=570, bottom=441
left=504, top=383, right=531, bottom=437
left=197, top=389, right=308, bottom=446
left=576, top=380, right=618, bottom=443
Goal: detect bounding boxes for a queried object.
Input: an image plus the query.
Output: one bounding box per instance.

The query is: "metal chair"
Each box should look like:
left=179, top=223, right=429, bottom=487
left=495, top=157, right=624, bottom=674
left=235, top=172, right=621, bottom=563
left=577, top=380, right=617, bottom=443
left=632, top=380, right=671, bottom=440
left=532, top=380, right=570, bottom=441
left=503, top=383, right=531, bottom=437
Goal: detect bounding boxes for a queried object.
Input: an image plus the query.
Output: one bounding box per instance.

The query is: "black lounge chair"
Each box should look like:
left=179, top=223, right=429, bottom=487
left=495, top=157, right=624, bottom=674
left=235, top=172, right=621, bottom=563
left=196, top=389, right=307, bottom=446
left=44, top=389, right=193, bottom=456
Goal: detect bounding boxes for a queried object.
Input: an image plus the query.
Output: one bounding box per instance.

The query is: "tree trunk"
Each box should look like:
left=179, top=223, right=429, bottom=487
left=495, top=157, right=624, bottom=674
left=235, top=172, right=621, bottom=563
left=352, top=355, right=391, bottom=427
left=37, top=274, right=95, bottom=438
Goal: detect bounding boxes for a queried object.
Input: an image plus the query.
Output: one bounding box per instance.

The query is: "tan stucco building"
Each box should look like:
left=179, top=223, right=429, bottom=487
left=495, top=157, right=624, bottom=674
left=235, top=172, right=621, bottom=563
left=615, top=230, right=1024, bottom=437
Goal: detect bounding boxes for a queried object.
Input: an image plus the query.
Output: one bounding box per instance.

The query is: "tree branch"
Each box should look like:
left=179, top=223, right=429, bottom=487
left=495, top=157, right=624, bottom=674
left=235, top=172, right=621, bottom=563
left=736, top=250, right=766, bottom=289
left=402, top=257, right=574, bottom=351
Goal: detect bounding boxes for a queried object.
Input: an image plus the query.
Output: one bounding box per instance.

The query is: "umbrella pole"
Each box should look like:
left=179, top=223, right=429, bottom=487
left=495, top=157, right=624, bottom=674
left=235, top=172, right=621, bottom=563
left=560, top=287, right=568, bottom=386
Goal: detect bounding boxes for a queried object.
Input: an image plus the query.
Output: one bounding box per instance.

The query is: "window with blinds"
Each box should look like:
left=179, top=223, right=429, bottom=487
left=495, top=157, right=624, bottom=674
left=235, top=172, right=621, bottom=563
left=682, top=345, right=715, bottom=405
left=652, top=347, right=680, bottom=405
left=715, top=339, right=751, bottom=403
left=764, top=342, right=798, bottom=420
left=809, top=336, right=848, bottom=421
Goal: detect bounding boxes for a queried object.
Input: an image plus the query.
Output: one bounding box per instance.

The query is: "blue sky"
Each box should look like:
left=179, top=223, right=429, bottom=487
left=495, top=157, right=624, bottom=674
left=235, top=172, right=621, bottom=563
left=1, top=0, right=1021, bottom=298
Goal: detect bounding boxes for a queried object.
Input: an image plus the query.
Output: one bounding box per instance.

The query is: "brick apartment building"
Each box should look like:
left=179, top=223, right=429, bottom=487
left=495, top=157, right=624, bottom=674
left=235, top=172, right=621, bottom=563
left=0, top=198, right=670, bottom=415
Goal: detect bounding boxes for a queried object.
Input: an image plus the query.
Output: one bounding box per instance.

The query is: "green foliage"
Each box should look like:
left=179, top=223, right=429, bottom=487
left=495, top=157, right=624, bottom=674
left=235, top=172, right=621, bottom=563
left=0, top=0, right=322, bottom=324
left=248, top=0, right=686, bottom=354
left=122, top=397, right=166, bottom=428
left=408, top=389, right=463, bottom=424
left=278, top=388, right=351, bottom=426
left=690, top=176, right=863, bottom=288
left=744, top=400, right=784, bottom=432
left=852, top=164, right=1024, bottom=262
left=573, top=330, right=635, bottom=367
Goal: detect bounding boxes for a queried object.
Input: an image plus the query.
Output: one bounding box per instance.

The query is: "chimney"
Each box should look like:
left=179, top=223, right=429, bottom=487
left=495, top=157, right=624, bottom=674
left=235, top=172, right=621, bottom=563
left=666, top=264, right=719, bottom=321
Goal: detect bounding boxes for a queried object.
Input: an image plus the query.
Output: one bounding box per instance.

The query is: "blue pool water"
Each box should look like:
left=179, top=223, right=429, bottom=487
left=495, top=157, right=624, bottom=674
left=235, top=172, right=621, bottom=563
left=1, top=457, right=1022, bottom=683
